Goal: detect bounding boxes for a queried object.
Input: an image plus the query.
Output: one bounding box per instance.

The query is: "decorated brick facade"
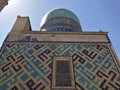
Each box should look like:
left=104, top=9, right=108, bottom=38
left=0, top=9, right=120, bottom=90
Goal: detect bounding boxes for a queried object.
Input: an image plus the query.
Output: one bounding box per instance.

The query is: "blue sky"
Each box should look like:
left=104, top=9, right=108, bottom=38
left=0, top=0, right=120, bottom=60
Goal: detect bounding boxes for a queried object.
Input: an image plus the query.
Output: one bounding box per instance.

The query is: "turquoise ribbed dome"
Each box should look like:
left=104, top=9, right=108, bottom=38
left=40, top=8, right=80, bottom=27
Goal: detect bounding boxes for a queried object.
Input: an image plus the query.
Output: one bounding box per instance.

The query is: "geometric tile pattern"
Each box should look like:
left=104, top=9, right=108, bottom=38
left=0, top=44, right=120, bottom=90
left=73, top=45, right=120, bottom=90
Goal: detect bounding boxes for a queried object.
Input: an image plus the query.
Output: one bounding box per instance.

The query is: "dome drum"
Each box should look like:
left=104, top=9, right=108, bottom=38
left=41, top=17, right=82, bottom=32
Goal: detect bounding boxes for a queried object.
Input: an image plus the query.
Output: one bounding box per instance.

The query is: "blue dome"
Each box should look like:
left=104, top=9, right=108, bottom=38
left=40, top=8, right=80, bottom=27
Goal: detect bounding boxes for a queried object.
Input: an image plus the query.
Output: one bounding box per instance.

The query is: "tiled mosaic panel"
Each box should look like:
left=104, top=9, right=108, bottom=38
left=0, top=44, right=120, bottom=90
